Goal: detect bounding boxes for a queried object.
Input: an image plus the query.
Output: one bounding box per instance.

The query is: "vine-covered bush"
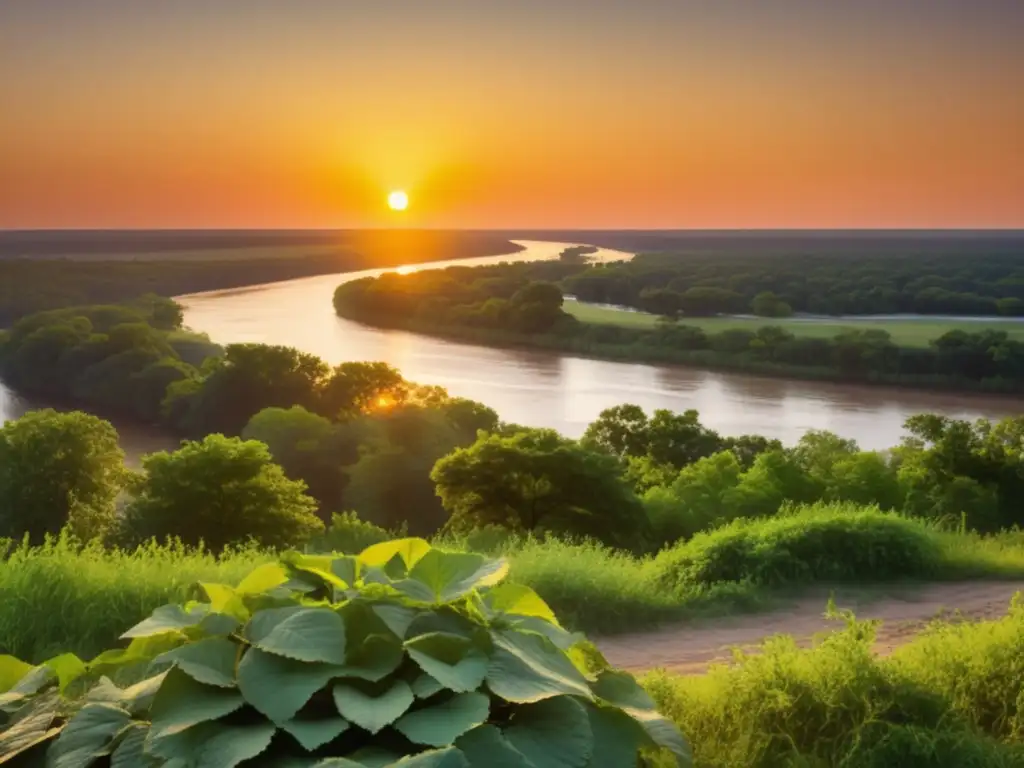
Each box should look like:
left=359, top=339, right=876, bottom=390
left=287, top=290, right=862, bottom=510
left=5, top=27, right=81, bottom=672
left=0, top=539, right=691, bottom=766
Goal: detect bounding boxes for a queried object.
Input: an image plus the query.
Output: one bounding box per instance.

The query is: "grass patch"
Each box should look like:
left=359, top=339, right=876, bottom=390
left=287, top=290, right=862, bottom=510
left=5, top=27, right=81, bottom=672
left=643, top=599, right=1024, bottom=767
left=4, top=506, right=1024, bottom=664
left=564, top=300, right=1024, bottom=348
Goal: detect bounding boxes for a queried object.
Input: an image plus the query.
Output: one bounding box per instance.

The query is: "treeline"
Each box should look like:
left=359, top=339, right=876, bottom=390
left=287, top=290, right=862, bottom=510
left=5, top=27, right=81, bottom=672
left=0, top=231, right=522, bottom=324
left=333, top=265, right=1024, bottom=391
left=0, top=303, right=504, bottom=536
left=565, top=249, right=1024, bottom=317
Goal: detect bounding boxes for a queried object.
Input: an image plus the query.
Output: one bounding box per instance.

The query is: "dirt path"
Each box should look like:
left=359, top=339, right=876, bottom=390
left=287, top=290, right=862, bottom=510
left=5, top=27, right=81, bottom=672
left=597, top=580, right=1024, bottom=675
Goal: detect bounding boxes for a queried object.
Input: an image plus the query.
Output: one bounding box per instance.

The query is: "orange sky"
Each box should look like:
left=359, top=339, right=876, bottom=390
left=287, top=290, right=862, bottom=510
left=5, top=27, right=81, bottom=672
left=1, top=2, right=1022, bottom=229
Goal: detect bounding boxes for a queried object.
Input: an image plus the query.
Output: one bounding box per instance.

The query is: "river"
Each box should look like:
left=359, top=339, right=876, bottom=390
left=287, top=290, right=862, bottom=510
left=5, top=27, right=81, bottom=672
left=1, top=239, right=1020, bottom=458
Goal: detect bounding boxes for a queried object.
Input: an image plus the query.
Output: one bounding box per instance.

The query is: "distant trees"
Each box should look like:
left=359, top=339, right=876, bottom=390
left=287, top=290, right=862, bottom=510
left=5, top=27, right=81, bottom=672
left=0, top=410, right=126, bottom=542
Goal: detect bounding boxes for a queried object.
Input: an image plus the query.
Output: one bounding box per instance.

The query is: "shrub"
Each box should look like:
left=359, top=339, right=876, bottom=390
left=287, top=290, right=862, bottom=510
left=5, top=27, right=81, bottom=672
left=319, top=511, right=405, bottom=554
left=122, top=434, right=324, bottom=551
left=651, top=503, right=944, bottom=592
left=645, top=599, right=1024, bottom=767
left=0, top=539, right=691, bottom=766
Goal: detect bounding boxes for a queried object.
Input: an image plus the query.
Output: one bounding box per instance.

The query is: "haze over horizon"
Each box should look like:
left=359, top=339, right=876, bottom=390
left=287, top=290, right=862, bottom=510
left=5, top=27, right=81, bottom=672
left=2, top=1, right=1022, bottom=230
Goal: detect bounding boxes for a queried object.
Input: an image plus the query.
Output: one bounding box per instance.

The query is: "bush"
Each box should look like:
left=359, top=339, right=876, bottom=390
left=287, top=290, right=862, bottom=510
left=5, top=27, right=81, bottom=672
left=121, top=434, right=324, bottom=551
left=645, top=600, right=1024, bottom=767
left=318, top=511, right=405, bottom=554
left=651, top=503, right=944, bottom=592
left=0, top=540, right=691, bottom=766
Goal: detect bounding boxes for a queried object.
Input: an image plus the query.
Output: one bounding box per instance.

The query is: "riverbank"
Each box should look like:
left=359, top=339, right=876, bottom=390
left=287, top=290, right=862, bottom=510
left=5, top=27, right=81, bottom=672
left=0, top=230, right=524, bottom=324
left=330, top=303, right=1024, bottom=397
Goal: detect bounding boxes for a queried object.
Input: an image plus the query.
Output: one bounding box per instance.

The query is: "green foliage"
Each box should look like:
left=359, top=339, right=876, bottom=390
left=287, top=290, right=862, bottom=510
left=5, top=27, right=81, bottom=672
left=651, top=503, right=944, bottom=592
left=433, top=428, right=650, bottom=549
left=332, top=257, right=1024, bottom=392
left=0, top=541, right=691, bottom=766
left=0, top=302, right=202, bottom=424
left=0, top=410, right=126, bottom=542
left=121, top=434, right=324, bottom=551
left=645, top=601, right=1024, bottom=767
left=321, top=512, right=407, bottom=555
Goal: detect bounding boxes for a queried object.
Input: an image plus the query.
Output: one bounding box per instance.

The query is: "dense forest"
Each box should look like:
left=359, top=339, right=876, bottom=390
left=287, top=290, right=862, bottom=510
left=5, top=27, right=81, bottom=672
left=0, top=230, right=521, bottom=324
left=3, top=299, right=1023, bottom=549
left=333, top=262, right=1024, bottom=391
left=565, top=250, right=1024, bottom=317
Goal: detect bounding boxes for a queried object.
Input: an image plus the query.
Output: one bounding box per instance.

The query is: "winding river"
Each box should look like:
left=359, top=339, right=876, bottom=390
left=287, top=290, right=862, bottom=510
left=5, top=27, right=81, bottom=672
left=1, top=240, right=1020, bottom=458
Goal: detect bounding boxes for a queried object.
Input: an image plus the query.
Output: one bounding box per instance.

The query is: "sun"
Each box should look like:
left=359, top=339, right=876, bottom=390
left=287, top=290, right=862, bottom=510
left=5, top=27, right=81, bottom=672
left=387, top=190, right=409, bottom=211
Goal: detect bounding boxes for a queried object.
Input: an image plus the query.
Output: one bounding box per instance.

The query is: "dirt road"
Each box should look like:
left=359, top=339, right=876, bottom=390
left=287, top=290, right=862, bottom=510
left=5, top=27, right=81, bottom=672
left=597, top=580, right=1024, bottom=675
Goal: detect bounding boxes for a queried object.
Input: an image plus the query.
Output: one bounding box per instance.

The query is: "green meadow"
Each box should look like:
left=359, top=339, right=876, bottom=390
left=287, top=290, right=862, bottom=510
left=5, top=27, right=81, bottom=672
left=564, top=300, right=1024, bottom=348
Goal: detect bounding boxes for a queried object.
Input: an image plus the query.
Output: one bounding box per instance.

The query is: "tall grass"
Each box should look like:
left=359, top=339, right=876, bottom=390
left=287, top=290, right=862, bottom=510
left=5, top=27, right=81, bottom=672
left=644, top=599, right=1024, bottom=767
left=4, top=504, right=1024, bottom=663
left=0, top=533, right=265, bottom=661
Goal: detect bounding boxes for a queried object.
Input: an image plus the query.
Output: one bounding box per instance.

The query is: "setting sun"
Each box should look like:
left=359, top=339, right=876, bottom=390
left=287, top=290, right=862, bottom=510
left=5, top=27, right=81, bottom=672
left=387, top=191, right=409, bottom=212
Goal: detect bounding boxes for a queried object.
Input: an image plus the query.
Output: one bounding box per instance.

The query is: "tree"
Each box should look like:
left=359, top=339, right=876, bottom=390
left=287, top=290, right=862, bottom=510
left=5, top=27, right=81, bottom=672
left=644, top=450, right=744, bottom=545
left=432, top=428, right=649, bottom=548
left=242, top=406, right=359, bottom=515
left=319, top=361, right=408, bottom=420
left=122, top=434, right=323, bottom=550
left=509, top=281, right=566, bottom=332
left=0, top=409, right=125, bottom=542
left=751, top=291, right=793, bottom=318
left=165, top=344, right=329, bottom=436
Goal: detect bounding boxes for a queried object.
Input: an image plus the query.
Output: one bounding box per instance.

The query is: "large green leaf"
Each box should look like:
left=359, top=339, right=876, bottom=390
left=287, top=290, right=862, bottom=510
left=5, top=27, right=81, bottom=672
left=504, top=696, right=593, bottom=768
left=456, top=725, right=531, bottom=768
left=148, top=721, right=276, bottom=768
left=152, top=637, right=238, bottom=688
left=249, top=607, right=347, bottom=664
left=371, top=603, right=419, bottom=639
left=199, top=583, right=250, bottom=622
left=41, top=651, right=84, bottom=696
left=622, top=706, right=692, bottom=766
left=332, top=679, right=414, bottom=734
left=280, top=714, right=351, bottom=751
left=406, top=633, right=488, bottom=693
left=589, top=671, right=655, bottom=711
left=392, top=747, right=471, bottom=767
left=236, top=562, right=289, bottom=594
left=122, top=604, right=200, bottom=639
left=331, top=555, right=362, bottom=587
left=244, top=605, right=305, bottom=644
left=110, top=723, right=158, bottom=768
left=89, top=634, right=185, bottom=677
left=360, top=538, right=432, bottom=570
left=483, top=584, right=559, bottom=625
left=411, top=673, right=445, bottom=700
left=395, top=692, right=490, bottom=747
left=397, top=551, right=509, bottom=604
left=237, top=648, right=341, bottom=723
left=48, top=702, right=131, bottom=768
left=584, top=705, right=649, bottom=768
left=149, top=668, right=244, bottom=739
left=0, top=665, right=54, bottom=710
left=0, top=692, right=60, bottom=759
left=342, top=747, right=403, bottom=767
left=338, top=635, right=404, bottom=682
left=486, top=630, right=593, bottom=703
left=0, top=656, right=34, bottom=694
left=86, top=672, right=168, bottom=715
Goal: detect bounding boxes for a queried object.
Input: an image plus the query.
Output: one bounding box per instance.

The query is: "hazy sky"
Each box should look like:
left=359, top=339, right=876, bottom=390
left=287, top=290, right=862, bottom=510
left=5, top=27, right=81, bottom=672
left=2, top=1, right=1022, bottom=229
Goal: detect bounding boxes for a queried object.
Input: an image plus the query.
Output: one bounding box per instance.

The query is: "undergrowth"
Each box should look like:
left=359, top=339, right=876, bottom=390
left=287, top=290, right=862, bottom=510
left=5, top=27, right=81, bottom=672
left=645, top=598, right=1024, bottom=767
left=4, top=504, right=1024, bottom=663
